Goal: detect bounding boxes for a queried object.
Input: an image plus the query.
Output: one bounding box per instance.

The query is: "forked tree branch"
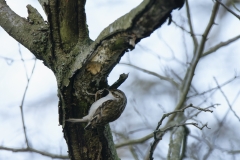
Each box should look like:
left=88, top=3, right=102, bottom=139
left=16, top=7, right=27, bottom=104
left=0, top=1, right=48, bottom=60
left=18, top=44, right=37, bottom=148
left=149, top=104, right=212, bottom=159
left=167, top=1, right=220, bottom=123
left=64, top=0, right=185, bottom=87
left=115, top=104, right=213, bottom=149
left=213, top=77, right=240, bottom=121
left=187, top=74, right=240, bottom=99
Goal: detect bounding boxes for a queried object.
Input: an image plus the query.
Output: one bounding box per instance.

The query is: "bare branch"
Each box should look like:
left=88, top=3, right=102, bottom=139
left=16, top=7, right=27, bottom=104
left=155, top=104, right=212, bottom=131
left=213, top=77, right=240, bottom=121
left=149, top=104, right=212, bottom=159
left=0, top=146, right=69, bottom=159
left=187, top=74, right=240, bottom=99
left=187, top=104, right=219, bottom=120
left=19, top=45, right=37, bottom=147
left=120, top=63, right=179, bottom=88
left=0, top=55, right=35, bottom=65
left=216, top=0, right=240, bottom=20
left=190, top=134, right=240, bottom=157
left=113, top=131, right=139, bottom=160
left=0, top=55, right=14, bottom=65
left=202, top=35, right=240, bottom=57
left=232, top=2, right=240, bottom=12
left=109, top=73, right=129, bottom=89
left=115, top=133, right=153, bottom=149
left=186, top=0, right=198, bottom=52
left=115, top=104, right=213, bottom=149
left=149, top=122, right=210, bottom=160
left=167, top=1, right=220, bottom=123
left=172, top=20, right=191, bottom=34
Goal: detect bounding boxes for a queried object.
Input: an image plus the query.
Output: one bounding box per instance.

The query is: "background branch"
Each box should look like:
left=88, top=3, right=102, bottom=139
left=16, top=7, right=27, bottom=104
left=18, top=44, right=37, bottom=148
left=121, top=63, right=179, bottom=88
left=186, top=0, right=198, bottom=52
left=213, top=77, right=240, bottom=121
left=202, top=35, right=240, bottom=57
left=0, top=146, right=68, bottom=159
left=216, top=0, right=240, bottom=19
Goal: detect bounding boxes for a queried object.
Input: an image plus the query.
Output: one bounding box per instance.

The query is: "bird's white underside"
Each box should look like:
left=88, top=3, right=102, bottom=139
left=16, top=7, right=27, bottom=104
left=67, top=91, right=116, bottom=123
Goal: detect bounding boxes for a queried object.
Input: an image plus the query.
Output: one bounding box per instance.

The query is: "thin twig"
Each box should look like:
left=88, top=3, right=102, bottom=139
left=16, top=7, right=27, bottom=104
left=109, top=73, right=129, bottom=89
left=0, top=55, right=14, bottom=65
left=115, top=104, right=213, bottom=148
left=187, top=74, right=239, bottom=99
left=232, top=2, right=240, bottom=12
left=172, top=20, right=190, bottom=34
left=213, top=77, right=240, bottom=121
left=212, top=90, right=240, bottom=139
left=202, top=35, right=240, bottom=57
left=115, top=133, right=153, bottom=148
left=120, top=63, right=179, bottom=88
left=149, top=104, right=212, bottom=159
left=187, top=104, right=219, bottom=120
left=149, top=122, right=210, bottom=160
left=0, top=146, right=69, bottom=159
left=113, top=131, right=139, bottom=160
left=0, top=55, right=35, bottom=62
left=186, top=0, right=198, bottom=53
left=155, top=104, right=213, bottom=131
left=216, top=0, right=240, bottom=20
left=19, top=43, right=29, bottom=78
left=190, top=134, right=240, bottom=156
left=18, top=44, right=37, bottom=147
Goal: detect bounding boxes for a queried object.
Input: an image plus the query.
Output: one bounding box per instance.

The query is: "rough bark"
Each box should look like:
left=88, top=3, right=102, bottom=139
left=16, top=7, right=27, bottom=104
left=0, top=0, right=184, bottom=159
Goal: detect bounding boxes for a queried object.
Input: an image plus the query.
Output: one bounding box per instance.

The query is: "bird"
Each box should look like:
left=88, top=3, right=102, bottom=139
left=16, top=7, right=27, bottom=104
left=66, top=89, right=127, bottom=130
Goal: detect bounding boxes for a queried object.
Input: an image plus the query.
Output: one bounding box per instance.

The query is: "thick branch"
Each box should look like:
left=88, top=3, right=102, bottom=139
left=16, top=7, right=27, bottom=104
left=48, top=0, right=62, bottom=53
left=0, top=1, right=49, bottom=60
left=38, top=0, right=48, bottom=15
left=62, top=0, right=184, bottom=87
left=109, top=73, right=129, bottom=89
left=78, top=0, right=89, bottom=41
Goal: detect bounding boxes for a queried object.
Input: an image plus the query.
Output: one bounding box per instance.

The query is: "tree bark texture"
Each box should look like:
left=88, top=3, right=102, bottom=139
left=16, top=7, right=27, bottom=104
left=0, top=0, right=184, bottom=159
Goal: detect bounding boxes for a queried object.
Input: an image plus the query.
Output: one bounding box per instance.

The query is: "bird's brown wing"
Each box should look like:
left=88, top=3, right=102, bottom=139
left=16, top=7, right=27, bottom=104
left=85, top=99, right=124, bottom=130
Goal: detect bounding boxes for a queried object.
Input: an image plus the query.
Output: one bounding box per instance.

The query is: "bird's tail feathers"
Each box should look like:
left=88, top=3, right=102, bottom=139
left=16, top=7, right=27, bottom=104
left=66, top=118, right=88, bottom=123
left=84, top=122, right=92, bottom=130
